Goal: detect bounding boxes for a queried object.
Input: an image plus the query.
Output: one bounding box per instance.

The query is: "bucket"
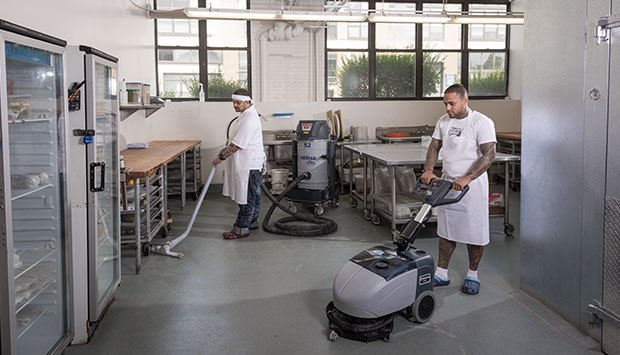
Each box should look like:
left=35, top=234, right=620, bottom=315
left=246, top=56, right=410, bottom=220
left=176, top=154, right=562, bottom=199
left=351, top=126, right=368, bottom=141
left=270, top=169, right=289, bottom=195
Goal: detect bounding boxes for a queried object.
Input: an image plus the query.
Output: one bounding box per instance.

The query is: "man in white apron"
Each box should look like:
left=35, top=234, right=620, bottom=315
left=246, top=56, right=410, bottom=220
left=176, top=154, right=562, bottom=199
left=212, top=89, right=266, bottom=239
left=420, top=84, right=496, bottom=295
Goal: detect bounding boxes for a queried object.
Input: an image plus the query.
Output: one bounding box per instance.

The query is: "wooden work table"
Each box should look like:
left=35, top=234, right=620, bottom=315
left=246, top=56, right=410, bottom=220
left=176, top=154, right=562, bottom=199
left=122, top=140, right=202, bottom=178
left=120, top=140, right=201, bottom=273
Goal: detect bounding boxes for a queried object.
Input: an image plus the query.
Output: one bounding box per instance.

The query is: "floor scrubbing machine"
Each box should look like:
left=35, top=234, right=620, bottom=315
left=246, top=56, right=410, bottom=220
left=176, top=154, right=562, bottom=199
left=286, top=120, right=339, bottom=216
left=326, top=179, right=469, bottom=342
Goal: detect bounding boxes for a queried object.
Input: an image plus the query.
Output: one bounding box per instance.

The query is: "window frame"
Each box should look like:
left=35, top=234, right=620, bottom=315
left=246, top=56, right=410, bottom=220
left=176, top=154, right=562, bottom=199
left=154, top=0, right=252, bottom=101
left=325, top=0, right=512, bottom=101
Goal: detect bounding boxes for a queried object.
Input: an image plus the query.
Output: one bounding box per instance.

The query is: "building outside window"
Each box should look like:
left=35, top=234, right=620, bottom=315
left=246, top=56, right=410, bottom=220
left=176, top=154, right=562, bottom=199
left=155, top=0, right=250, bottom=100
left=326, top=0, right=511, bottom=100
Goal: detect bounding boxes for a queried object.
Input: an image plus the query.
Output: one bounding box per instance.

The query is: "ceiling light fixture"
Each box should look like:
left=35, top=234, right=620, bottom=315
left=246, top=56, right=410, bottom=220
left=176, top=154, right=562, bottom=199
left=148, top=7, right=524, bottom=25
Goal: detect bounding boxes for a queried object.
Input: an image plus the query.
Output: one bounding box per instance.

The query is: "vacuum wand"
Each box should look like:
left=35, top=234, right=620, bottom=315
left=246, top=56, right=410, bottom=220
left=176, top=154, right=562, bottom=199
left=153, top=165, right=217, bottom=259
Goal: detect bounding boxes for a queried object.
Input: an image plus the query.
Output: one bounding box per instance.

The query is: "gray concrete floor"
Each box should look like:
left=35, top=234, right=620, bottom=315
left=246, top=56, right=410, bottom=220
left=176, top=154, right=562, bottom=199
left=66, top=186, right=602, bottom=355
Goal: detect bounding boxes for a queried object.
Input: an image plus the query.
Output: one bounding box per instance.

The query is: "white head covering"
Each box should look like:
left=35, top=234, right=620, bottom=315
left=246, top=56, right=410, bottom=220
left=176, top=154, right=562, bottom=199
left=231, top=94, right=254, bottom=105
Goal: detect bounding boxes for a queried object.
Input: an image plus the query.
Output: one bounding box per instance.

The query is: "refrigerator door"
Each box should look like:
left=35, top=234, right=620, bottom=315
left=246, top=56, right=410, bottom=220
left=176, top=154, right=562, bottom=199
left=84, top=53, right=120, bottom=320
left=0, top=31, right=72, bottom=354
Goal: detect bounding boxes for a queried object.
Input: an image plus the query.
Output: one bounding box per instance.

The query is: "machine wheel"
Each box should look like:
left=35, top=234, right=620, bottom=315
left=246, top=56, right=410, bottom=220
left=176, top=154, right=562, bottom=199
left=315, top=205, right=325, bottom=216
left=327, top=199, right=340, bottom=208
left=363, top=209, right=372, bottom=221
left=350, top=198, right=358, bottom=208
left=371, top=214, right=382, bottom=226
left=412, top=291, right=436, bottom=324
left=141, top=244, right=150, bottom=257
left=289, top=202, right=298, bottom=214
left=504, top=224, right=515, bottom=236
left=329, top=330, right=339, bottom=342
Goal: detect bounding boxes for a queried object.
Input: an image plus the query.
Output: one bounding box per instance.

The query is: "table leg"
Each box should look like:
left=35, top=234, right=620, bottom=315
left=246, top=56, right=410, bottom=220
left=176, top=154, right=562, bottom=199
left=135, top=178, right=141, bottom=274
left=503, top=162, right=515, bottom=236
left=391, top=165, right=396, bottom=236
left=162, top=165, right=168, bottom=229
left=181, top=151, right=187, bottom=208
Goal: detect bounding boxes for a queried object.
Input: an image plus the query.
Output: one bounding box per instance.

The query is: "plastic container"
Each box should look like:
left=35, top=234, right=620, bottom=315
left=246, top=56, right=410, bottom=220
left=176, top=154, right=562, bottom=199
left=126, top=82, right=142, bottom=104
left=142, top=84, right=150, bottom=105
left=373, top=192, right=423, bottom=219
left=270, top=169, right=289, bottom=195
left=198, top=83, right=205, bottom=102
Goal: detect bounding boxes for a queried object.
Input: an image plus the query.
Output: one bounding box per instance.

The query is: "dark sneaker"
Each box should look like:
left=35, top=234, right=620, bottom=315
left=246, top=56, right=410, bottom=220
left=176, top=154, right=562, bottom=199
left=433, top=275, right=451, bottom=287
left=461, top=277, right=480, bottom=295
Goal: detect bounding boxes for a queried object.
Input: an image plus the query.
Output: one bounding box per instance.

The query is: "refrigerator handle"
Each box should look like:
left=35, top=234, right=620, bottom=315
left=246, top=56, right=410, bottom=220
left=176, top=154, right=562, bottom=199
left=90, top=162, right=106, bottom=192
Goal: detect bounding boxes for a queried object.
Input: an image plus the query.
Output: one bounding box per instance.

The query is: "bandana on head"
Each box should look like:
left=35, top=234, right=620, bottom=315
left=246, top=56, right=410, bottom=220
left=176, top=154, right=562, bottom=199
left=231, top=94, right=254, bottom=104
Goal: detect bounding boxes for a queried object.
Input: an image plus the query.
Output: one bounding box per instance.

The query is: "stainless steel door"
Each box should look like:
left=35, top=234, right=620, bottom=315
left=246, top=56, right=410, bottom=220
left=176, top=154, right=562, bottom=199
left=84, top=53, right=120, bottom=320
left=603, top=6, right=620, bottom=353
left=0, top=30, right=72, bottom=354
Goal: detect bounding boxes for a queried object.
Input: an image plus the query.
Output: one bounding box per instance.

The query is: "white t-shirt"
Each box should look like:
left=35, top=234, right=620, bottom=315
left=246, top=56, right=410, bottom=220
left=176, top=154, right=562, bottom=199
left=231, top=105, right=265, bottom=170
left=432, top=108, right=496, bottom=177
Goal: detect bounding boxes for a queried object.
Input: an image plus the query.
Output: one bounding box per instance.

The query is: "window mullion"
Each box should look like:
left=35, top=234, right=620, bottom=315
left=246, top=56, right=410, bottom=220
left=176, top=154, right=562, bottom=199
left=199, top=19, right=207, bottom=98
left=415, top=22, right=423, bottom=99
left=369, top=21, right=376, bottom=99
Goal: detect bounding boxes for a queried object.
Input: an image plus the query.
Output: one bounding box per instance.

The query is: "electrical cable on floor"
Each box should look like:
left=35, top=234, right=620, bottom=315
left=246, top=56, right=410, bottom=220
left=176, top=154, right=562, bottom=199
left=261, top=172, right=338, bottom=236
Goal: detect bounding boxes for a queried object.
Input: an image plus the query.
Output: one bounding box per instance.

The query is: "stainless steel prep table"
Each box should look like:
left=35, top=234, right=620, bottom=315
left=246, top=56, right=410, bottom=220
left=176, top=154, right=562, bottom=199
left=343, top=143, right=520, bottom=237
left=338, top=138, right=381, bottom=193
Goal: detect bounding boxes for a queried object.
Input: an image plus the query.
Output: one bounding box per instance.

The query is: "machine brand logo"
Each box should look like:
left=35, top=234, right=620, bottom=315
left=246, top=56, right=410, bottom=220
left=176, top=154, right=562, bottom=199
left=419, top=273, right=431, bottom=286
left=300, top=155, right=317, bottom=166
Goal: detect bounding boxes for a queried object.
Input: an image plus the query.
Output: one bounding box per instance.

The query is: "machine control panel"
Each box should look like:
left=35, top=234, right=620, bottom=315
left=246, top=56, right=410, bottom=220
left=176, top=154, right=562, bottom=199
left=296, top=120, right=330, bottom=140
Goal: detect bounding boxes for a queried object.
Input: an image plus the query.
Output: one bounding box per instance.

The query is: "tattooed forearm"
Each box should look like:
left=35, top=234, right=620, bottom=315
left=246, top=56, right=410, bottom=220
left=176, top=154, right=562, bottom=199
left=218, top=143, right=240, bottom=160
left=465, top=142, right=496, bottom=180
left=424, top=138, right=442, bottom=172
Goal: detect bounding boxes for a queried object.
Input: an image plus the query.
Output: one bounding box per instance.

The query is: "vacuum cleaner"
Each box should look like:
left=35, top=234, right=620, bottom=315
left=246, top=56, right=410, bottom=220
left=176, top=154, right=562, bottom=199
left=326, top=179, right=468, bottom=342
left=286, top=120, right=339, bottom=216
left=259, top=119, right=340, bottom=237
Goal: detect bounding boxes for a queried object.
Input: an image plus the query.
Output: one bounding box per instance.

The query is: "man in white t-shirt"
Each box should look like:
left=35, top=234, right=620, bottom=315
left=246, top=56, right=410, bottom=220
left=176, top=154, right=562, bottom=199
left=213, top=89, right=266, bottom=239
left=420, top=84, right=497, bottom=295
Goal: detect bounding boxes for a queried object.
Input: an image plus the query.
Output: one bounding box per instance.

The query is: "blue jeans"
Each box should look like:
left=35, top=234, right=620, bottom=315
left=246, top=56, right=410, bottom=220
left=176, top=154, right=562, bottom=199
left=234, top=170, right=262, bottom=229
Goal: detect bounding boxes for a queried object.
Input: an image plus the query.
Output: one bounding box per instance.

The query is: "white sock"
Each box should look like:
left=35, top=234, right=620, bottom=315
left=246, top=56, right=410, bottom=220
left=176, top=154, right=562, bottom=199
left=435, top=267, right=449, bottom=280
left=466, top=269, right=479, bottom=280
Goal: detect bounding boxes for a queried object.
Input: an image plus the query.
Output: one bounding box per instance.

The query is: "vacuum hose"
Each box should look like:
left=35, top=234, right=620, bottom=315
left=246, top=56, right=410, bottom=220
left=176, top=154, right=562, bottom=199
left=261, top=172, right=338, bottom=236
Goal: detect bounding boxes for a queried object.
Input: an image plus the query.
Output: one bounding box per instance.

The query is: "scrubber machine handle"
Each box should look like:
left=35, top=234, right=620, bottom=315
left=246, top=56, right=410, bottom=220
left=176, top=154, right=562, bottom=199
left=395, top=179, right=469, bottom=252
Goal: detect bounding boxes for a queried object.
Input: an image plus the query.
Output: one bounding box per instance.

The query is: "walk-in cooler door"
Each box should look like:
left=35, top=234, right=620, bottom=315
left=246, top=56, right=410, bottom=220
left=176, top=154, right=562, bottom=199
left=0, top=26, right=72, bottom=354
left=84, top=52, right=120, bottom=321
left=602, top=10, right=620, bottom=354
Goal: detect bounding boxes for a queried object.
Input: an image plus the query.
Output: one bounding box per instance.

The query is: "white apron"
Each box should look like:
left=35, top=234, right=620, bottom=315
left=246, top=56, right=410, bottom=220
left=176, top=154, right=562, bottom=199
left=435, top=113, right=491, bottom=246
left=222, top=109, right=257, bottom=205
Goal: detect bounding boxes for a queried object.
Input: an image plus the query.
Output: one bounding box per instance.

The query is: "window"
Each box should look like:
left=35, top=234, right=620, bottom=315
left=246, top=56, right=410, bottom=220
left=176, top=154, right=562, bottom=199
left=155, top=0, right=250, bottom=100
left=326, top=0, right=512, bottom=100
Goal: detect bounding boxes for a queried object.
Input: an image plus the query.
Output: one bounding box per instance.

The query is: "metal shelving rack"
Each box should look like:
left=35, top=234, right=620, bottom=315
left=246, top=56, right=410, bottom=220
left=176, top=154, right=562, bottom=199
left=166, top=143, right=202, bottom=200
left=120, top=167, right=166, bottom=273
left=497, top=134, right=521, bottom=191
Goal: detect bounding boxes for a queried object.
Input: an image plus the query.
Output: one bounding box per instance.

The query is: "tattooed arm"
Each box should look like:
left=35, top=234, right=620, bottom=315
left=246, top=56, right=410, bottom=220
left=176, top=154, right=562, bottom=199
left=420, top=138, right=442, bottom=184
left=452, top=141, right=496, bottom=190
left=212, top=143, right=241, bottom=165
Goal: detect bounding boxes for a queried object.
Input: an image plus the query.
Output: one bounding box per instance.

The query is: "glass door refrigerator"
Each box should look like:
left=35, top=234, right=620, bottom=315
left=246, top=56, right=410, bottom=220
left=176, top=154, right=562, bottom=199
left=0, top=20, right=73, bottom=354
left=66, top=45, right=120, bottom=344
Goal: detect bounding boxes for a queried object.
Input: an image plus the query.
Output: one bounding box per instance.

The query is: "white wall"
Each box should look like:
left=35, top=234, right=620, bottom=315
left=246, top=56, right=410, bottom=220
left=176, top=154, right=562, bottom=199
left=3, top=0, right=524, bottom=185
left=2, top=0, right=156, bottom=88
left=122, top=98, right=521, bottom=183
